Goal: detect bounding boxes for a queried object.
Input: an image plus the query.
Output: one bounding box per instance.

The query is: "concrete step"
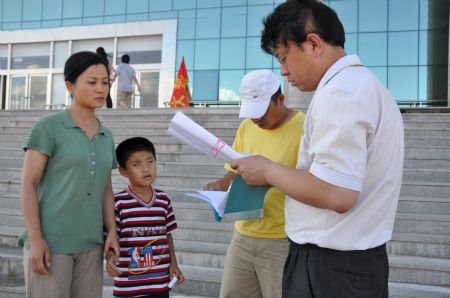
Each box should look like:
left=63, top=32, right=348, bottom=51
left=400, top=182, right=450, bottom=198
left=394, top=213, right=450, bottom=236
left=397, top=196, right=450, bottom=215
left=389, top=233, right=450, bottom=259
left=389, top=282, right=450, bottom=298
left=172, top=220, right=233, bottom=244
left=389, top=255, right=450, bottom=286
left=402, top=169, right=450, bottom=184
left=404, top=137, right=450, bottom=147
left=404, top=158, right=450, bottom=171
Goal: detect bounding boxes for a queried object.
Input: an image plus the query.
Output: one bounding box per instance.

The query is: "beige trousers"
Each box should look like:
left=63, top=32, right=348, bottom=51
left=23, top=245, right=103, bottom=298
left=116, top=91, right=132, bottom=108
left=220, top=230, right=289, bottom=298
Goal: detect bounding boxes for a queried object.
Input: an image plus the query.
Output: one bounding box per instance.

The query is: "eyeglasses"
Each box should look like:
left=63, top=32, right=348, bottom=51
left=276, top=42, right=302, bottom=66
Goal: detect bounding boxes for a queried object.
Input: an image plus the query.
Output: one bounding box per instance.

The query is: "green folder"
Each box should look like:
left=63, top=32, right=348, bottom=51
left=214, top=174, right=270, bottom=222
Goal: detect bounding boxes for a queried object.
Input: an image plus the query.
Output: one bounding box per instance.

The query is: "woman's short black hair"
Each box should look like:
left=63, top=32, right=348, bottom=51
left=116, top=137, right=156, bottom=168
left=64, top=51, right=109, bottom=84
left=261, top=0, right=345, bottom=55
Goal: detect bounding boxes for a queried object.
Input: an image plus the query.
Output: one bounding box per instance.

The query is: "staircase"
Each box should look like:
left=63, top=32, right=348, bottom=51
left=0, top=108, right=449, bottom=298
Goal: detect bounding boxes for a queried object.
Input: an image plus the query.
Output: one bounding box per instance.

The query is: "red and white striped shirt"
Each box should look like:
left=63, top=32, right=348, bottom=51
left=113, top=186, right=177, bottom=297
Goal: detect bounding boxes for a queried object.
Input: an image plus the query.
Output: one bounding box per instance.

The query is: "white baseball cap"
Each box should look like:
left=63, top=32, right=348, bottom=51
left=239, top=69, right=281, bottom=119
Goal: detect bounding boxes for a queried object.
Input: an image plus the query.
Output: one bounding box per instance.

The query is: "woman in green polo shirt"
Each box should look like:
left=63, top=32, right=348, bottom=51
left=19, top=51, right=119, bottom=298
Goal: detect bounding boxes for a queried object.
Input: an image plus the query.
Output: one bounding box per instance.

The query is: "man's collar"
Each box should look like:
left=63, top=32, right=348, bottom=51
left=317, top=54, right=362, bottom=91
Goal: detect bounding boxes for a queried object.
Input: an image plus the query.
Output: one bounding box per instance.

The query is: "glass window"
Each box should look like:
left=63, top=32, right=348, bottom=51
left=173, top=0, right=196, bottom=10
left=2, top=23, right=23, bottom=30
left=419, top=31, right=428, bottom=65
left=418, top=66, right=427, bottom=100
left=368, top=67, right=387, bottom=86
left=388, top=32, right=418, bottom=66
left=194, top=39, right=220, bottom=70
left=246, top=37, right=272, bottom=69
left=178, top=10, right=196, bottom=40
left=149, top=11, right=177, bottom=20
left=126, top=14, right=148, bottom=22
left=419, top=0, right=429, bottom=30
left=197, top=0, right=220, bottom=8
left=193, top=70, right=219, bottom=101
left=358, top=33, right=387, bottom=67
left=62, top=19, right=83, bottom=26
left=150, top=0, right=172, bottom=12
left=105, top=0, right=126, bottom=15
left=329, top=0, right=357, bottom=33
left=128, top=0, right=149, bottom=14
left=222, top=7, right=247, bottom=38
left=22, top=22, right=42, bottom=29
left=117, top=36, right=162, bottom=64
left=12, top=43, right=50, bottom=69
left=388, top=66, right=418, bottom=101
left=196, top=9, right=220, bottom=39
left=177, top=40, right=195, bottom=70
left=248, top=0, right=272, bottom=4
left=0, top=45, right=8, bottom=70
left=23, top=0, right=42, bottom=21
left=43, top=0, right=62, bottom=20
left=83, top=17, right=103, bottom=25
left=43, top=20, right=61, bottom=27
left=389, top=0, right=419, bottom=31
left=54, top=41, right=69, bottom=68
left=3, top=1, right=22, bottom=22
left=139, top=71, right=160, bottom=108
left=63, top=0, right=82, bottom=18
left=73, top=38, right=114, bottom=54
left=345, top=33, right=357, bottom=55
left=220, top=38, right=246, bottom=69
left=358, top=0, right=387, bottom=32
left=247, top=5, right=273, bottom=36
left=272, top=68, right=285, bottom=92
left=219, top=70, right=245, bottom=101
left=222, top=0, right=247, bottom=6
left=83, top=0, right=103, bottom=17
left=105, top=15, right=126, bottom=23
left=52, top=74, right=67, bottom=105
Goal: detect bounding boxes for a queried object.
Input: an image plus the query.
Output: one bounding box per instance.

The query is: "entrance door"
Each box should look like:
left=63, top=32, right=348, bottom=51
left=137, top=71, right=159, bottom=108
left=9, top=75, right=48, bottom=110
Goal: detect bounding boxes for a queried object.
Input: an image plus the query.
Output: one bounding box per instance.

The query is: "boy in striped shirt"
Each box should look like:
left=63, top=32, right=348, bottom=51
left=106, top=137, right=184, bottom=298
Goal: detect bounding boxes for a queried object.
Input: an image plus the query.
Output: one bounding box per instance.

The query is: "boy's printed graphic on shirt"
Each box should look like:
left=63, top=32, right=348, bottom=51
left=128, top=247, right=143, bottom=269
left=128, top=245, right=155, bottom=272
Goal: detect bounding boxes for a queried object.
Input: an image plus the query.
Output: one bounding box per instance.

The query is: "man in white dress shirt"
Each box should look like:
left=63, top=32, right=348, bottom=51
left=231, top=0, right=404, bottom=297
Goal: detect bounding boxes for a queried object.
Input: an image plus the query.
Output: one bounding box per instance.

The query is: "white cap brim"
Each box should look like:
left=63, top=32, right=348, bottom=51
left=239, top=97, right=271, bottom=119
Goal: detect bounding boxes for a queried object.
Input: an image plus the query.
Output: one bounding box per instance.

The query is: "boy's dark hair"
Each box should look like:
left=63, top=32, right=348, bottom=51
left=64, top=51, right=109, bottom=84
left=121, top=54, right=130, bottom=64
left=271, top=87, right=282, bottom=103
left=261, top=0, right=345, bottom=55
left=116, top=137, right=156, bottom=168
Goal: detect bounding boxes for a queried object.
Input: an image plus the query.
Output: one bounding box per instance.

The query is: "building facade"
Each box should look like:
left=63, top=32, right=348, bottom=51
left=0, top=0, right=448, bottom=109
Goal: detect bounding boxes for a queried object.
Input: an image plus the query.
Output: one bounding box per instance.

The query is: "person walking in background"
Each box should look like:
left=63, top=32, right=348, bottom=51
left=19, top=51, right=119, bottom=298
left=96, top=47, right=116, bottom=109
left=204, top=70, right=305, bottom=298
left=231, top=1, right=404, bottom=297
left=114, top=54, right=141, bottom=108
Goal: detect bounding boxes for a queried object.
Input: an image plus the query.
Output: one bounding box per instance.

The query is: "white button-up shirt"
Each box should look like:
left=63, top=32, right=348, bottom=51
left=285, top=55, right=404, bottom=250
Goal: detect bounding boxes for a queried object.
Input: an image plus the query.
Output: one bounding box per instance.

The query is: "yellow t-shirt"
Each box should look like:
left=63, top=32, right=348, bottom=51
left=225, top=111, right=305, bottom=238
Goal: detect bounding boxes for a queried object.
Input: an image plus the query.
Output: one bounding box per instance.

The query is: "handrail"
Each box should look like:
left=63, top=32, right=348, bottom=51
left=164, top=100, right=241, bottom=108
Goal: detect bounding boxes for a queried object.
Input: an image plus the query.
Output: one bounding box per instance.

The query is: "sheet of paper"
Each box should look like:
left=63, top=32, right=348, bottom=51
left=167, top=112, right=242, bottom=163
left=184, top=191, right=228, bottom=217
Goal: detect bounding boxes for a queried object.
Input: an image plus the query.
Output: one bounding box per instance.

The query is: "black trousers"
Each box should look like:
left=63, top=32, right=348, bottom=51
left=140, top=291, right=169, bottom=298
left=282, top=242, right=388, bottom=298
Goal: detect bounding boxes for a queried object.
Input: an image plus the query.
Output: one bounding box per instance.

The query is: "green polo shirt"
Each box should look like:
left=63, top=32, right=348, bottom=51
left=19, top=110, right=118, bottom=254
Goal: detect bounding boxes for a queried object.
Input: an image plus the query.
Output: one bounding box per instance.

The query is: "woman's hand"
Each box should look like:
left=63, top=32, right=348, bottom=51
left=104, top=230, right=119, bottom=257
left=29, top=238, right=51, bottom=276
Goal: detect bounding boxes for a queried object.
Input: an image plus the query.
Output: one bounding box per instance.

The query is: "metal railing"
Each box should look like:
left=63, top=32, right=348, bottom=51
left=163, top=100, right=241, bottom=108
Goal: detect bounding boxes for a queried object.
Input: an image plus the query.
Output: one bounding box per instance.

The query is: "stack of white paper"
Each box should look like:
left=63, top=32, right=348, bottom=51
left=167, top=111, right=242, bottom=163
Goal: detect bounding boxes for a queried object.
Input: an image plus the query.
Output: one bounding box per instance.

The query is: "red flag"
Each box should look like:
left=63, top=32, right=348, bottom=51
left=170, top=56, right=191, bottom=107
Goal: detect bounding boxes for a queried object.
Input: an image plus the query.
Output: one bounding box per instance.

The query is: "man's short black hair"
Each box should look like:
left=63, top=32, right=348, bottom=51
left=271, top=87, right=282, bottom=103
left=116, top=137, right=156, bottom=168
left=261, top=0, right=345, bottom=55
left=121, top=54, right=130, bottom=63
